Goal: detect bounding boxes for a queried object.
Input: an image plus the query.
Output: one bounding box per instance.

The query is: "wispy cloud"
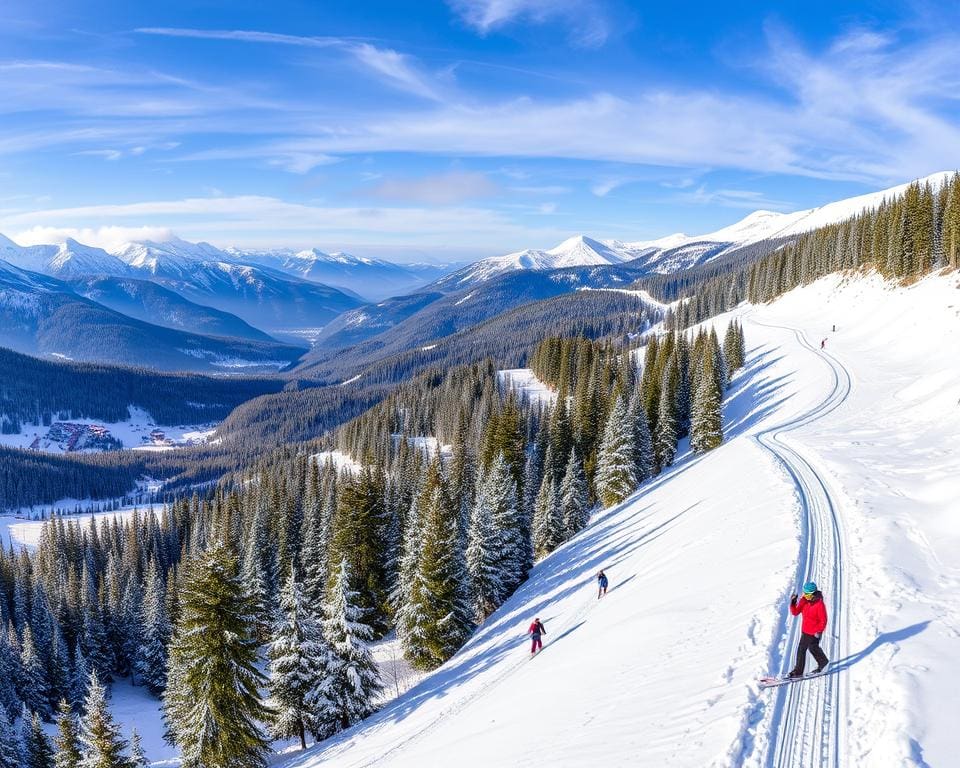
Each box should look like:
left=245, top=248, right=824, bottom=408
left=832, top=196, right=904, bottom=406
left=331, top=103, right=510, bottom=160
left=1, top=195, right=562, bottom=249
left=679, top=185, right=794, bottom=211
left=370, top=171, right=498, bottom=204
left=136, top=27, right=443, bottom=101
left=448, top=0, right=610, bottom=47
left=13, top=225, right=175, bottom=250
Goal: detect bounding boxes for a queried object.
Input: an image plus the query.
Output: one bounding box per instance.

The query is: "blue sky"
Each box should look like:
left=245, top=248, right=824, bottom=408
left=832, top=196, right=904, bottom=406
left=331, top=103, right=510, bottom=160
left=1, top=0, right=959, bottom=261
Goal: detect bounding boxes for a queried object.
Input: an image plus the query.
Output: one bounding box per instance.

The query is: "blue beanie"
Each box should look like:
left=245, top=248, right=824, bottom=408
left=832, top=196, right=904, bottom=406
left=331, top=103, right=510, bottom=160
left=803, top=581, right=817, bottom=594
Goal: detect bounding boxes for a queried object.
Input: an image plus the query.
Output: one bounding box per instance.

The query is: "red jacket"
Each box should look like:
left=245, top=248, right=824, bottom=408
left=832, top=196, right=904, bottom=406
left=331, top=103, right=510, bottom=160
left=790, top=592, right=827, bottom=635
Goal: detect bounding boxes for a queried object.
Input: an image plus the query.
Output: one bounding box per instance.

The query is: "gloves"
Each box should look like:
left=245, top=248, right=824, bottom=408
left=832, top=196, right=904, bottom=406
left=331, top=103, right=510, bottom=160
left=790, top=593, right=798, bottom=605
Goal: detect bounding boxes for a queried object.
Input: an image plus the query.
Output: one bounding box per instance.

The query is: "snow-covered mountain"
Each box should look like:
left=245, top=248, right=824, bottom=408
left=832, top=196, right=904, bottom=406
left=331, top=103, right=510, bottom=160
left=228, top=246, right=456, bottom=301
left=437, top=171, right=955, bottom=290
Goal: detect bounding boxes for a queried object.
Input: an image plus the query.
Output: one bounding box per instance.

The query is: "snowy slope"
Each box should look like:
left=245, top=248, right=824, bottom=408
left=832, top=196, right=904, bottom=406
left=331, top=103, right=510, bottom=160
left=279, top=270, right=960, bottom=768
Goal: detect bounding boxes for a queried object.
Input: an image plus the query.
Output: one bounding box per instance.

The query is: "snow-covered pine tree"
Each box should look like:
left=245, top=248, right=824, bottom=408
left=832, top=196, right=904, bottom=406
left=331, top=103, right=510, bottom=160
left=466, top=465, right=506, bottom=622
left=485, top=453, right=524, bottom=595
left=393, top=475, right=427, bottom=665
left=595, top=394, right=638, bottom=507
left=267, top=571, right=329, bottom=749
left=532, top=464, right=562, bottom=558
left=690, top=351, right=723, bottom=454
left=628, top=388, right=655, bottom=483
left=128, top=730, right=147, bottom=768
left=135, top=560, right=168, bottom=697
left=68, top=648, right=89, bottom=712
left=0, top=631, right=21, bottom=720
left=162, top=542, right=270, bottom=768
left=654, top=353, right=679, bottom=470
left=406, top=461, right=474, bottom=669
left=78, top=670, right=130, bottom=768
left=20, top=625, right=52, bottom=720
left=0, top=706, right=21, bottom=768
left=559, top=448, right=590, bottom=539
left=53, top=700, right=82, bottom=768
left=317, top=558, right=382, bottom=734
left=25, top=711, right=53, bottom=768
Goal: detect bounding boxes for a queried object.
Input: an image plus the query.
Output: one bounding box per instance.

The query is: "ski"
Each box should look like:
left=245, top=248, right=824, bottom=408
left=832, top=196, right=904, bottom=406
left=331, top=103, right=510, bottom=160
left=758, top=670, right=828, bottom=689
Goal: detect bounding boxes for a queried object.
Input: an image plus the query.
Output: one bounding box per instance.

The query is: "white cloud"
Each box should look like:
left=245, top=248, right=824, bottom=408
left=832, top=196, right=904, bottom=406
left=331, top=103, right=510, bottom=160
left=448, top=0, right=610, bottom=47
left=370, top=171, right=498, bottom=204
left=1, top=195, right=563, bottom=249
left=680, top=185, right=794, bottom=211
left=137, top=28, right=442, bottom=100
left=13, top=225, right=175, bottom=250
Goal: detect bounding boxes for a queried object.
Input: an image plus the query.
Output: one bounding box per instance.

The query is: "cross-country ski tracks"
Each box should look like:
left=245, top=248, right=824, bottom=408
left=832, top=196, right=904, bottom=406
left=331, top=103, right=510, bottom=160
left=747, top=319, right=852, bottom=768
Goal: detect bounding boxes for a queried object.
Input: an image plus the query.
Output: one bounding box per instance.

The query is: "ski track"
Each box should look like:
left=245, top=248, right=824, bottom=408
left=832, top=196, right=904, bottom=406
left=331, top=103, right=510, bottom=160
left=747, top=318, right=852, bottom=768
left=354, top=591, right=601, bottom=767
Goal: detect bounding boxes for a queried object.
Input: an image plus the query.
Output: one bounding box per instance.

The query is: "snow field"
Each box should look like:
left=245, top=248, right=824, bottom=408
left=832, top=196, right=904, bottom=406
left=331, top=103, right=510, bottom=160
left=497, top=368, right=558, bottom=407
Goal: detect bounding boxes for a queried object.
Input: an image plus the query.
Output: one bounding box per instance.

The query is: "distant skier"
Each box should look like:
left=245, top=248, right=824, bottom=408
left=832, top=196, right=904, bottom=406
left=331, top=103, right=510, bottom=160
left=831, top=324, right=836, bottom=332
left=528, top=617, right=546, bottom=655
left=821, top=338, right=826, bottom=349
left=788, top=582, right=829, bottom=678
left=597, top=570, right=608, bottom=599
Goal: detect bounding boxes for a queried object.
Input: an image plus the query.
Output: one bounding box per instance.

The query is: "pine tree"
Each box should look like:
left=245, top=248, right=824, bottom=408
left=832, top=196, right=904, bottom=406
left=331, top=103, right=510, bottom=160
left=127, top=731, right=147, bottom=768
left=162, top=542, right=271, bottom=768
left=628, top=389, right=655, bottom=483
left=53, top=700, right=82, bottom=768
left=465, top=466, right=506, bottom=622
left=531, top=467, right=562, bottom=558
left=78, top=671, right=131, bottom=768
left=0, top=707, right=21, bottom=768
left=135, top=561, right=168, bottom=697
left=0, top=632, right=22, bottom=721
left=690, top=353, right=724, bottom=454
left=25, top=711, right=54, bottom=768
left=559, top=449, right=590, bottom=539
left=21, top=625, right=52, bottom=720
left=267, top=571, right=329, bottom=749
left=404, top=462, right=474, bottom=669
left=317, top=558, right=382, bottom=734
left=595, top=395, right=638, bottom=507
left=654, top=354, right=679, bottom=470
left=484, top=453, right=525, bottom=595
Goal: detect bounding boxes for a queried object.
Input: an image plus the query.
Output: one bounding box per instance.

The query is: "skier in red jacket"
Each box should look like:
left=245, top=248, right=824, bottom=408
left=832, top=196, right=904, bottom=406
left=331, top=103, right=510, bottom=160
left=528, top=617, right=546, bottom=654
left=788, top=581, right=829, bottom=678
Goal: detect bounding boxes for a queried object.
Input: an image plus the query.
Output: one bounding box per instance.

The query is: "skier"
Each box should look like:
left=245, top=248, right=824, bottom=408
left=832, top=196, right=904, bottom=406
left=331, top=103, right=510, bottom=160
left=528, top=617, right=546, bottom=655
left=821, top=338, right=826, bottom=349
left=788, top=582, right=829, bottom=678
left=597, top=570, right=608, bottom=599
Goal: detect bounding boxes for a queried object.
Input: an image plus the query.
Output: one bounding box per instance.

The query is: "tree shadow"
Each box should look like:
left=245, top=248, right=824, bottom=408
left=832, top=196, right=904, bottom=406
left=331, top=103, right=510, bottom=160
left=823, top=621, right=930, bottom=675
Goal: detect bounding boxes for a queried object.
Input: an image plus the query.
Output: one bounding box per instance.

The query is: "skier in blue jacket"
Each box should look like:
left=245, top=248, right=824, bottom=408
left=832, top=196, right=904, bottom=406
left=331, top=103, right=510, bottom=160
left=597, top=570, right=608, bottom=599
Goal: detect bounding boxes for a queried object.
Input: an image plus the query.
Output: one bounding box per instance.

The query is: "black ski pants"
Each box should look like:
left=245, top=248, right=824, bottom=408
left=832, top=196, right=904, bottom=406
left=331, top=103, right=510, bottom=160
left=793, top=632, right=828, bottom=674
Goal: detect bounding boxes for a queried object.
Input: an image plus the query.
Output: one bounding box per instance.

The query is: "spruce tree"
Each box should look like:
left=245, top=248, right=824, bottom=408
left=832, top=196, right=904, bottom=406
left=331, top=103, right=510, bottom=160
left=654, top=354, right=679, bottom=470
left=78, top=671, right=131, bottom=768
left=690, top=354, right=724, bottom=454
left=531, top=468, right=562, bottom=558
left=595, top=395, right=638, bottom=507
left=20, top=625, right=52, bottom=720
left=53, top=700, right=82, bottom=768
left=318, top=558, right=382, bottom=734
left=0, top=707, right=21, bottom=768
left=128, top=731, right=147, bottom=768
left=135, top=561, right=168, bottom=697
left=25, top=711, right=54, bottom=768
left=629, top=389, right=655, bottom=483
left=466, top=466, right=506, bottom=622
left=484, top=453, right=525, bottom=594
left=404, top=462, right=474, bottom=669
left=162, top=542, right=271, bottom=768
left=559, top=449, right=590, bottom=539
left=267, top=571, right=329, bottom=750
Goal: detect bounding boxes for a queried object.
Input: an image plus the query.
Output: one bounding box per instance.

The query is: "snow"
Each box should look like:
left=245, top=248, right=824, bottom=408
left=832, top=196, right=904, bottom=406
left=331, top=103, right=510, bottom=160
left=437, top=172, right=955, bottom=287
left=1, top=505, right=154, bottom=550
left=340, top=374, right=362, bottom=386
left=277, top=270, right=960, bottom=768
left=419, top=344, right=437, bottom=351
left=0, top=406, right=219, bottom=453
left=311, top=450, right=363, bottom=475
left=497, top=368, right=558, bottom=406
left=401, top=436, right=452, bottom=460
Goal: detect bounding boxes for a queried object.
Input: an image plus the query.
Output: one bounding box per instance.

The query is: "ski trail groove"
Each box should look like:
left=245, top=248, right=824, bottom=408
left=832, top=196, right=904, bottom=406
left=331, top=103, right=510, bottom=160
left=749, top=319, right=851, bottom=768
